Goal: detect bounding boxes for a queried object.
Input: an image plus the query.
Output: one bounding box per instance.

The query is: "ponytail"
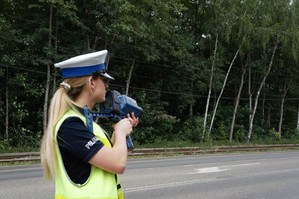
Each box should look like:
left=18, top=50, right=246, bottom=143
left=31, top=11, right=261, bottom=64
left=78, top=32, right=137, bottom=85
left=40, top=77, right=88, bottom=179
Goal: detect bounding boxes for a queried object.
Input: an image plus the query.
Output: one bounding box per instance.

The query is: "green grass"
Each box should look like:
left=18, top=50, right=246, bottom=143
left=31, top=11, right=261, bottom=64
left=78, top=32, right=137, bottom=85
left=135, top=137, right=299, bottom=149
left=0, top=160, right=40, bottom=167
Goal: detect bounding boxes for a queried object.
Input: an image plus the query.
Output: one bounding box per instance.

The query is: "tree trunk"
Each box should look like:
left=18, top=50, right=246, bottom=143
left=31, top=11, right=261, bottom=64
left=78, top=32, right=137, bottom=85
left=52, top=16, right=59, bottom=95
left=229, top=55, right=249, bottom=142
left=278, top=95, right=285, bottom=138
left=92, top=34, right=99, bottom=50
left=278, top=76, right=292, bottom=137
left=87, top=36, right=90, bottom=50
left=261, top=85, right=266, bottom=126
left=248, top=66, right=253, bottom=129
left=202, top=34, right=218, bottom=141
left=247, top=39, right=279, bottom=142
left=43, top=3, right=53, bottom=133
left=207, top=36, right=244, bottom=138
left=125, top=59, right=135, bottom=95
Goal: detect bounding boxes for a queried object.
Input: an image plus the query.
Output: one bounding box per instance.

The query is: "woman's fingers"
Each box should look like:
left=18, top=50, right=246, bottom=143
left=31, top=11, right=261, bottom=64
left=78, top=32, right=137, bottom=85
left=127, top=113, right=139, bottom=127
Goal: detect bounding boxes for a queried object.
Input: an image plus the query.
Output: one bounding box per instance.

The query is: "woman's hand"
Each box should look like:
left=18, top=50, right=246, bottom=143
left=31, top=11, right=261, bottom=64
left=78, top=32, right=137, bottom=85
left=113, top=118, right=132, bottom=137
left=90, top=112, right=139, bottom=174
left=127, top=112, right=139, bottom=127
left=113, top=112, right=139, bottom=136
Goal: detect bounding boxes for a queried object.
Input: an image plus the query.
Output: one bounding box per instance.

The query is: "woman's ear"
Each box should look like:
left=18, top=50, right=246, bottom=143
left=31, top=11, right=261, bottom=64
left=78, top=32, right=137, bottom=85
left=88, top=77, right=95, bottom=92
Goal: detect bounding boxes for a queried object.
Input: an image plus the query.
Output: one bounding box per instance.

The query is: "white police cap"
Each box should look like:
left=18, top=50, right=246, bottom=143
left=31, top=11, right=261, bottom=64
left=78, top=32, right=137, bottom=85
left=54, top=50, right=114, bottom=79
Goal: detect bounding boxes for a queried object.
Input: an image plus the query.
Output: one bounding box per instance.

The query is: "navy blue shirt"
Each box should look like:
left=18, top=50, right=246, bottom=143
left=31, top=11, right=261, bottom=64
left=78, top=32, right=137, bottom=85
left=57, top=117, right=104, bottom=185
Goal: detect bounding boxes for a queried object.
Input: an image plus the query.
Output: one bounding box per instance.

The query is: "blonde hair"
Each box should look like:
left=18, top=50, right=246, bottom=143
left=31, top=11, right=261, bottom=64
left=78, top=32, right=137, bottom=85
left=40, top=77, right=89, bottom=179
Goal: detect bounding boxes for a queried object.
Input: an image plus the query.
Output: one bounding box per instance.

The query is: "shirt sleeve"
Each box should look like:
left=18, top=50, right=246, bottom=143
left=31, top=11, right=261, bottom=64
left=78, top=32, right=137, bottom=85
left=57, top=117, right=104, bottom=162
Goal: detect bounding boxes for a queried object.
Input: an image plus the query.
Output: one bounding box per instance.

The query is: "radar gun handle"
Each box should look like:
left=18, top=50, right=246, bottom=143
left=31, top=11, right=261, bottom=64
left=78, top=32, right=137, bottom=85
left=126, top=136, right=134, bottom=150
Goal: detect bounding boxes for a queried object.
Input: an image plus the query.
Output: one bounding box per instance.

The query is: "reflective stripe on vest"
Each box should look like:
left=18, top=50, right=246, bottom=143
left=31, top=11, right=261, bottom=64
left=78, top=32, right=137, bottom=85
left=54, top=109, right=124, bottom=199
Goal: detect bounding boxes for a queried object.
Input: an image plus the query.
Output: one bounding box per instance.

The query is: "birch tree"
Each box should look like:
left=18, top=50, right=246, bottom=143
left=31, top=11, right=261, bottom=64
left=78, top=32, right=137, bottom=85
left=247, top=0, right=299, bottom=141
left=202, top=34, right=218, bottom=141
left=207, top=38, right=244, bottom=138
left=229, top=56, right=249, bottom=142
left=247, top=40, right=279, bottom=141
left=43, top=2, right=53, bottom=133
left=228, top=0, right=262, bottom=142
left=205, top=0, right=251, bottom=140
left=201, top=0, right=236, bottom=140
left=125, top=59, right=135, bottom=95
left=278, top=76, right=292, bottom=137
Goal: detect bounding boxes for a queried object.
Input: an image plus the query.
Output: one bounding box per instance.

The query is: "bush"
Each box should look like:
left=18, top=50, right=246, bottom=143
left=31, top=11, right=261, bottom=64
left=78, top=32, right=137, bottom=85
left=177, top=116, right=204, bottom=142
left=10, top=128, right=41, bottom=149
left=233, top=125, right=247, bottom=142
left=133, top=113, right=179, bottom=145
left=0, top=138, right=11, bottom=152
left=212, top=121, right=228, bottom=141
left=283, top=128, right=299, bottom=139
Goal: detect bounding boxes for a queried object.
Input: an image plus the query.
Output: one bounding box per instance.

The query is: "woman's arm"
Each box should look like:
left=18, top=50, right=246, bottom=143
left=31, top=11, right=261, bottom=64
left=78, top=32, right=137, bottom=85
left=89, top=113, right=139, bottom=174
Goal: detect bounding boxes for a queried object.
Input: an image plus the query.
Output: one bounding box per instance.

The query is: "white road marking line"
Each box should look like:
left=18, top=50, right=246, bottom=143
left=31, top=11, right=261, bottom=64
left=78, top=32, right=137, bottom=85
left=189, top=163, right=260, bottom=174
left=193, top=167, right=228, bottom=174
left=123, top=178, right=219, bottom=193
left=220, top=162, right=260, bottom=168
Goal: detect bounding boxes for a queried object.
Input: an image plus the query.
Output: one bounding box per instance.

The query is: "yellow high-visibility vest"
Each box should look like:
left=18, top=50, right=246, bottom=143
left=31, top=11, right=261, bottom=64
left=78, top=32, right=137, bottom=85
left=54, top=109, right=124, bottom=199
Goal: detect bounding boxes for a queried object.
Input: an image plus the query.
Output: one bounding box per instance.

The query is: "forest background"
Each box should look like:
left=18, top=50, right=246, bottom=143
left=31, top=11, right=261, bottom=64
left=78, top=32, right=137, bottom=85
left=1, top=0, right=299, bottom=152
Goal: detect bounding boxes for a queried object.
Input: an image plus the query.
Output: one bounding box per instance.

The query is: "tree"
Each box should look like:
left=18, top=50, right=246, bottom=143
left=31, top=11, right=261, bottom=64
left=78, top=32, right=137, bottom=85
left=1, top=0, right=299, bottom=148
left=247, top=0, right=299, bottom=141
left=229, top=56, right=249, bottom=142
left=247, top=39, right=279, bottom=141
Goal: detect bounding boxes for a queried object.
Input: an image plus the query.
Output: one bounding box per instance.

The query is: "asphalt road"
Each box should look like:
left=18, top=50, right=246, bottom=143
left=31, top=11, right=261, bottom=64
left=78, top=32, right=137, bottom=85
left=1, top=151, right=299, bottom=199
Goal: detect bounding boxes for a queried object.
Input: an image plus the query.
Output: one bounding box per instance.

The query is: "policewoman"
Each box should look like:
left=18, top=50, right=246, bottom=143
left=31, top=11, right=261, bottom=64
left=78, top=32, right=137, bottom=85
left=40, top=50, right=138, bottom=199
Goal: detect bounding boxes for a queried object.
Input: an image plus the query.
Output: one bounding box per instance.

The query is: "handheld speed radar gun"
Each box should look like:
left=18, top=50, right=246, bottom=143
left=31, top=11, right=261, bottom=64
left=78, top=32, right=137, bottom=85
left=84, top=90, right=143, bottom=150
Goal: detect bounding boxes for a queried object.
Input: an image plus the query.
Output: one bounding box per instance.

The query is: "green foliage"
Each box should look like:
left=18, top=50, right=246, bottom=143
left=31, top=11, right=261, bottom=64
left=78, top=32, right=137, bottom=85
left=212, top=121, right=228, bottom=141
left=282, top=128, right=299, bottom=139
left=233, top=125, right=248, bottom=142
left=132, top=90, right=179, bottom=144
left=0, top=0, right=299, bottom=151
left=177, top=116, right=204, bottom=142
left=0, top=139, right=11, bottom=151
left=270, top=128, right=281, bottom=140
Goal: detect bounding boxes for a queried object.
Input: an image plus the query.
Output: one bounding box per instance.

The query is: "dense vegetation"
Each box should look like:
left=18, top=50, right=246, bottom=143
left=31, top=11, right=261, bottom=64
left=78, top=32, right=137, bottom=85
left=1, top=0, right=299, bottom=151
